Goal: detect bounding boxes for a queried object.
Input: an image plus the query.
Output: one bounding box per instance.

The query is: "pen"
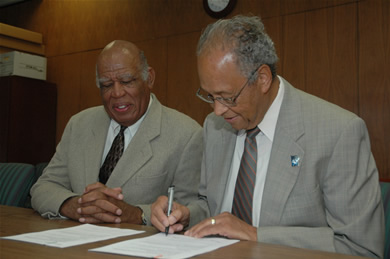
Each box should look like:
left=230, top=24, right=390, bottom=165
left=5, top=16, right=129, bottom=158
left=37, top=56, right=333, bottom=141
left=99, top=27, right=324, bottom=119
left=165, top=185, right=175, bottom=236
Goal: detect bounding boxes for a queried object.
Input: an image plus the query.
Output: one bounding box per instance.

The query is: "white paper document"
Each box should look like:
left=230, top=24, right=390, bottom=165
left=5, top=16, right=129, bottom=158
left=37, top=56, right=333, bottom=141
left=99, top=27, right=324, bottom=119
left=2, top=224, right=144, bottom=248
left=90, top=232, right=239, bottom=259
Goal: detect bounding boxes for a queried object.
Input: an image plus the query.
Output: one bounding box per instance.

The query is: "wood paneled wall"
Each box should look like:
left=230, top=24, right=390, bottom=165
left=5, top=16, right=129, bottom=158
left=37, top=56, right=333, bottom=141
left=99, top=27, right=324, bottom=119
left=0, top=0, right=389, bottom=179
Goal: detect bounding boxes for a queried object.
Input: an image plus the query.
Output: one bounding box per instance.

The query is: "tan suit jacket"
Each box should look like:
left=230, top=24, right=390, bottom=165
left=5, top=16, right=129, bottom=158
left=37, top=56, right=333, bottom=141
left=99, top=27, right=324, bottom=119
left=31, top=95, right=203, bottom=224
left=189, top=78, right=384, bottom=258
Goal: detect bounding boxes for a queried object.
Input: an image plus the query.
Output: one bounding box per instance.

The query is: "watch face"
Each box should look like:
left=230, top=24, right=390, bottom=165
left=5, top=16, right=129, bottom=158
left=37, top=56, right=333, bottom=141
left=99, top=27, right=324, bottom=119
left=208, top=0, right=230, bottom=12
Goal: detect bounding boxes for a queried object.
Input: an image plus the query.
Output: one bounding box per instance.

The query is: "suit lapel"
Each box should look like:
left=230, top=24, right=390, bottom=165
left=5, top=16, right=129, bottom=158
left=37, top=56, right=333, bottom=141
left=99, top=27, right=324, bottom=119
left=85, top=107, right=111, bottom=185
left=107, top=95, right=161, bottom=188
left=260, top=79, right=305, bottom=226
left=212, top=122, right=237, bottom=214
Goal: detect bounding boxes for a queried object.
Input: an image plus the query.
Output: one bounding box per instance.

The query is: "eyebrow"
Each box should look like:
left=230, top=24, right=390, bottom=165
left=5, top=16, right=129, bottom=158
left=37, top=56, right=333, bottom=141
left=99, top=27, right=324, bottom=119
left=98, top=78, right=111, bottom=85
left=98, top=73, right=135, bottom=84
left=200, top=87, right=233, bottom=98
left=116, top=73, right=134, bottom=80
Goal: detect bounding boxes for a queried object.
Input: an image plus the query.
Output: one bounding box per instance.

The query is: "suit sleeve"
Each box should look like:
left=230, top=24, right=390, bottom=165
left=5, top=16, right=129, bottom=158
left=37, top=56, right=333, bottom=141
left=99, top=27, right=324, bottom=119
left=140, top=126, right=208, bottom=226
left=30, top=117, right=80, bottom=218
left=257, top=117, right=385, bottom=258
left=187, top=118, right=211, bottom=227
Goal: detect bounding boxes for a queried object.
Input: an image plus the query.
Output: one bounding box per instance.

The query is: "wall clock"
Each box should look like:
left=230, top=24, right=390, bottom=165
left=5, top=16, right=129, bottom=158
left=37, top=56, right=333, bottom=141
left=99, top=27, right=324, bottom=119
left=203, top=0, right=237, bottom=19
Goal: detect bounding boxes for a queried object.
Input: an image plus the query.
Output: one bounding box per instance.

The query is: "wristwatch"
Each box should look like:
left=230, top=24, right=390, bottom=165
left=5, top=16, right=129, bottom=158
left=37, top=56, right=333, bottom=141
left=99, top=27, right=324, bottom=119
left=139, top=207, right=147, bottom=225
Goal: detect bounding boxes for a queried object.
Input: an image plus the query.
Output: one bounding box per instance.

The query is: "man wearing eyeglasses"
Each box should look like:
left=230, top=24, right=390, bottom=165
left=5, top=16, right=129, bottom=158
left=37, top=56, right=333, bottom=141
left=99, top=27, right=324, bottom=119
left=31, top=40, right=203, bottom=226
left=151, top=15, right=384, bottom=258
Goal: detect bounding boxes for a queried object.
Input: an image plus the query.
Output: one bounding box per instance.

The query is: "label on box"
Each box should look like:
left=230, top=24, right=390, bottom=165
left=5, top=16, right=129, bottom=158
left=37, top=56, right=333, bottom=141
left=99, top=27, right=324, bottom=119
left=0, top=51, right=47, bottom=80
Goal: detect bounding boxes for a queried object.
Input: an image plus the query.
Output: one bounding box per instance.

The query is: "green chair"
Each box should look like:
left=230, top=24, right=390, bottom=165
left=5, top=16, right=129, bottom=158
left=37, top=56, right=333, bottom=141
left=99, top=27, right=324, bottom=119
left=381, top=181, right=390, bottom=259
left=0, top=163, right=36, bottom=207
left=23, top=162, right=48, bottom=208
left=34, top=162, right=48, bottom=180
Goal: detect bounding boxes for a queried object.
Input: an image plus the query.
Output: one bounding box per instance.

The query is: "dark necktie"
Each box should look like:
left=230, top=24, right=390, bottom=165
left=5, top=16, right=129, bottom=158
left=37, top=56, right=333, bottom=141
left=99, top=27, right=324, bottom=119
left=232, top=126, right=260, bottom=224
left=99, top=125, right=127, bottom=184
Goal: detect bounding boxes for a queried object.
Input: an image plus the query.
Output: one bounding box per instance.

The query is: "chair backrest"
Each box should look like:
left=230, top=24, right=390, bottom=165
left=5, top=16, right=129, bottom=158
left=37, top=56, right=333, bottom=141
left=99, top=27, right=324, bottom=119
left=34, top=162, right=48, bottom=180
left=380, top=181, right=390, bottom=259
left=23, top=162, right=48, bottom=208
left=0, top=163, right=35, bottom=207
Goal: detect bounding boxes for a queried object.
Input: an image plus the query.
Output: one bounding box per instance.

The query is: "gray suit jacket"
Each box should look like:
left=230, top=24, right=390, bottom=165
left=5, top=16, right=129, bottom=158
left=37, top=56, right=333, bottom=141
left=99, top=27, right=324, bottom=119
left=31, top=95, right=203, bottom=224
left=190, top=78, right=384, bottom=258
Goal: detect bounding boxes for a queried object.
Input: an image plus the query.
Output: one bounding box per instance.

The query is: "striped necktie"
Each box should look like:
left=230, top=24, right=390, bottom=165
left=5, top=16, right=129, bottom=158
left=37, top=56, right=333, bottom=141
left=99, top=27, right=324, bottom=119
left=232, top=126, right=260, bottom=224
left=99, top=125, right=127, bottom=184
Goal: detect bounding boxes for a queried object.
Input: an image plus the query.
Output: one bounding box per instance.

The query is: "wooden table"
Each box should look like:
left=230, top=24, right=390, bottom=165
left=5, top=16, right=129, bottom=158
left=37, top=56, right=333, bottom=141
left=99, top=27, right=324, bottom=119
left=0, top=205, right=368, bottom=259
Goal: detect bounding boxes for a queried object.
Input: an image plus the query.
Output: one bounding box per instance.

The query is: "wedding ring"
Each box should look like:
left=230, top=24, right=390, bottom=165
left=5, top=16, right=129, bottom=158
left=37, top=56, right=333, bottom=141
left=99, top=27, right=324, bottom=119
left=211, top=218, right=216, bottom=225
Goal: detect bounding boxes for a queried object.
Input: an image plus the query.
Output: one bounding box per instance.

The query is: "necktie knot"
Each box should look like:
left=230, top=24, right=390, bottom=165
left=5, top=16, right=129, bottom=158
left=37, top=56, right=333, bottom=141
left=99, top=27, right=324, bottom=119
left=246, top=127, right=260, bottom=139
left=119, top=125, right=127, bottom=134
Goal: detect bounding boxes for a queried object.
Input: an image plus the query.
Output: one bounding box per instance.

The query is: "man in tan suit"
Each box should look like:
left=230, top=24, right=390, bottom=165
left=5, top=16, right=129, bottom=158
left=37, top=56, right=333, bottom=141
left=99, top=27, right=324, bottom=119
left=151, top=15, right=384, bottom=258
left=31, top=40, right=204, bottom=226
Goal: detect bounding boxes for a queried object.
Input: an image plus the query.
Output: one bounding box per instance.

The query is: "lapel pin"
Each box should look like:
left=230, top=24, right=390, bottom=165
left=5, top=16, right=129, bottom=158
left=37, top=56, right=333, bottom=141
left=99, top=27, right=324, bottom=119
left=291, top=155, right=300, bottom=167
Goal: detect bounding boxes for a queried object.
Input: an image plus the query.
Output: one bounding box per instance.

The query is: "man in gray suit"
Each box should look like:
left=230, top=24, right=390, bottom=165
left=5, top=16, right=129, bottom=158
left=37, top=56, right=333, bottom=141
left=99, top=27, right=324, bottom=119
left=31, top=40, right=203, bottom=226
left=151, top=15, right=384, bottom=258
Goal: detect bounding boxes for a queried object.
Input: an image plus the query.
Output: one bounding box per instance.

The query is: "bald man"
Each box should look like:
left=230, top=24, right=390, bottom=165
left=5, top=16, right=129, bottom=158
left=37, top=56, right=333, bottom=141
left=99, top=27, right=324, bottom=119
left=31, top=40, right=204, bottom=225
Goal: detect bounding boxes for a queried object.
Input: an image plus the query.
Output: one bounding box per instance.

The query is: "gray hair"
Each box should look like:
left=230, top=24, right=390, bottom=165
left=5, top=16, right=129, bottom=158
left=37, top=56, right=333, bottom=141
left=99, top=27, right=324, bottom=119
left=197, top=15, right=278, bottom=81
left=138, top=51, right=149, bottom=81
left=96, top=50, right=150, bottom=88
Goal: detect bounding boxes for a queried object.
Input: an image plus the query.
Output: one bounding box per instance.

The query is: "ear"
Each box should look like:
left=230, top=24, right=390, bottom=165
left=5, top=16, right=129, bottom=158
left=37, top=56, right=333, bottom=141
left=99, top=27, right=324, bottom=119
left=147, top=67, right=156, bottom=89
left=256, top=64, right=273, bottom=94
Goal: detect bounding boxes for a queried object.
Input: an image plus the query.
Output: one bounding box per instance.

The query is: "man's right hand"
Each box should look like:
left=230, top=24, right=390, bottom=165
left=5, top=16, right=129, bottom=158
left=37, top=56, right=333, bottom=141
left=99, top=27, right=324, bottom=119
left=150, top=195, right=190, bottom=234
left=59, top=196, right=82, bottom=221
left=59, top=182, right=124, bottom=223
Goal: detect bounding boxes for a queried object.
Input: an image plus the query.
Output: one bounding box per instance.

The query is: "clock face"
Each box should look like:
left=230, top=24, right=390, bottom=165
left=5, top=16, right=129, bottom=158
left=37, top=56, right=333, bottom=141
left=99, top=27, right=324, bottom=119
left=203, top=0, right=237, bottom=19
left=208, top=0, right=230, bottom=12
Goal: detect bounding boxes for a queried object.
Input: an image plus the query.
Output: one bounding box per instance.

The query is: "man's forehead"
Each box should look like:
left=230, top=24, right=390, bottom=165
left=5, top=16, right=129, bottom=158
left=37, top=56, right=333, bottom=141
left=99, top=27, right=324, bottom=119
left=98, top=48, right=138, bottom=70
left=217, top=52, right=235, bottom=70
left=199, top=47, right=235, bottom=67
left=99, top=62, right=130, bottom=71
left=97, top=58, right=138, bottom=77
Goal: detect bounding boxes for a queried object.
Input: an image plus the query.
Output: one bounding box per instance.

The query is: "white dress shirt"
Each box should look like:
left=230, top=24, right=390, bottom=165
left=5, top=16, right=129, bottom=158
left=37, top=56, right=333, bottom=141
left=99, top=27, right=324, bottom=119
left=220, top=76, right=285, bottom=226
left=101, top=95, right=153, bottom=165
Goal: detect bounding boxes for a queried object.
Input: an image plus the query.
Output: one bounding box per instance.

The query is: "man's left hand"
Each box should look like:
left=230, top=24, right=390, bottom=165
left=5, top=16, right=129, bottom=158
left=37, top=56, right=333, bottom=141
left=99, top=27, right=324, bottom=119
left=184, top=212, right=257, bottom=241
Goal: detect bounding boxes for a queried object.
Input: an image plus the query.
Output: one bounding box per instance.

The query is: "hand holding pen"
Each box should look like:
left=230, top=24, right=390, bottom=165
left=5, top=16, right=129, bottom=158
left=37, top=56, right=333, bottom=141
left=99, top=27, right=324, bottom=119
left=165, top=185, right=175, bottom=236
left=150, top=188, right=191, bottom=234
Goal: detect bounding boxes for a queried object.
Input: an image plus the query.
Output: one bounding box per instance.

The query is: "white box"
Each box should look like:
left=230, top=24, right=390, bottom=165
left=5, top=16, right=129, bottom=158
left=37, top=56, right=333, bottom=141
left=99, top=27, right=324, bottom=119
left=0, top=51, right=46, bottom=80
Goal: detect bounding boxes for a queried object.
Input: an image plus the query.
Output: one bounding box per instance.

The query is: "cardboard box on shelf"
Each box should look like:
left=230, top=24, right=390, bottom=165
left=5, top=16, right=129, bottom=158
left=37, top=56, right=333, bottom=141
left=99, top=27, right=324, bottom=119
left=0, top=51, right=46, bottom=80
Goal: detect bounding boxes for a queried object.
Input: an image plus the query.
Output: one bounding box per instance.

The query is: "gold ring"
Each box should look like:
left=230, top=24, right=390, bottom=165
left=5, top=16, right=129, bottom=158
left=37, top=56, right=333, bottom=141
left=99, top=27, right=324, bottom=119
left=211, top=218, right=216, bottom=225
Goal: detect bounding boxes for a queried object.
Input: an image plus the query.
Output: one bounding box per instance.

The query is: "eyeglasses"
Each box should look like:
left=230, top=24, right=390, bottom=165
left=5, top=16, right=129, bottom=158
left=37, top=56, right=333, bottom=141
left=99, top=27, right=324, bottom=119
left=196, top=65, right=260, bottom=107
